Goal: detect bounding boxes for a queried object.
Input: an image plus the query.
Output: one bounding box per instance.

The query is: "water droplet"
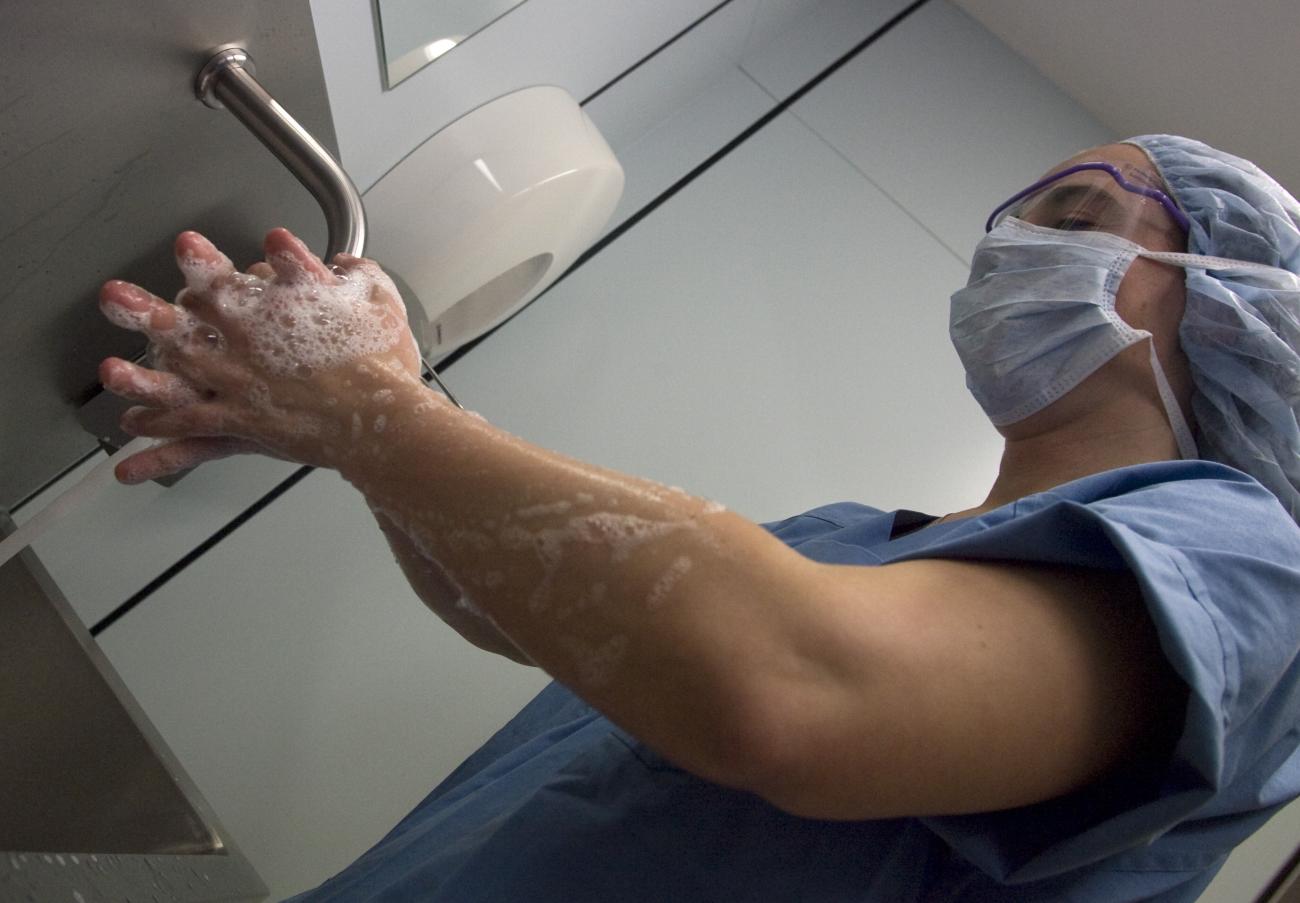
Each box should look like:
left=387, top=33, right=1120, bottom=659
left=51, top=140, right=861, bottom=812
left=312, top=312, right=331, bottom=326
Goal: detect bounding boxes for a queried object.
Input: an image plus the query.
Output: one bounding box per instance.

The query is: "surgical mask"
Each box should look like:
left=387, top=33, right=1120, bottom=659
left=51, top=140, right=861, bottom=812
left=950, top=218, right=1284, bottom=459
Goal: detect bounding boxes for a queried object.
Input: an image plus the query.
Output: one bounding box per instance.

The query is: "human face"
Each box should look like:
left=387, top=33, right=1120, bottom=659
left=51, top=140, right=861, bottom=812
left=995, top=144, right=1195, bottom=438
left=1032, top=144, right=1188, bottom=253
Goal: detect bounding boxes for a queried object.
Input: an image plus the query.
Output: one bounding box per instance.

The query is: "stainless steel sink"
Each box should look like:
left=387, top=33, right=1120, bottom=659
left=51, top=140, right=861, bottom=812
left=0, top=515, right=265, bottom=901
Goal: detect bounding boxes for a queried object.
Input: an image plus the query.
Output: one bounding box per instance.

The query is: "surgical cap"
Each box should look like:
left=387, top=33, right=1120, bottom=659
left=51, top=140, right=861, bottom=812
left=1125, top=134, right=1300, bottom=523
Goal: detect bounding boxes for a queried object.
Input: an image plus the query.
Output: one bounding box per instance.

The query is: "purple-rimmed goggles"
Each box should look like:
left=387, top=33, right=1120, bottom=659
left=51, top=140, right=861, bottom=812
left=985, top=162, right=1190, bottom=239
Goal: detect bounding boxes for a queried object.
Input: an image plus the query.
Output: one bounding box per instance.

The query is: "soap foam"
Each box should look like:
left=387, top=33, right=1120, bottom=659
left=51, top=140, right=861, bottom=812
left=646, top=555, right=692, bottom=610
left=496, top=511, right=698, bottom=616
left=515, top=500, right=573, bottom=519
left=119, top=366, right=200, bottom=407
left=560, top=633, right=629, bottom=688
left=171, top=255, right=412, bottom=379
left=554, top=581, right=607, bottom=621
left=102, top=304, right=153, bottom=333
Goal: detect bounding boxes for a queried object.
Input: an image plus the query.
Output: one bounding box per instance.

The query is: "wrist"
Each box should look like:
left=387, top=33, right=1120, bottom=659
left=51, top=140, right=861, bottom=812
left=333, top=373, right=457, bottom=485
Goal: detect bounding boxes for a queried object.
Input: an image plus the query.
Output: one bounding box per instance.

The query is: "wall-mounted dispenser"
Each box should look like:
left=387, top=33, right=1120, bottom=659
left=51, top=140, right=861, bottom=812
left=364, top=85, right=624, bottom=361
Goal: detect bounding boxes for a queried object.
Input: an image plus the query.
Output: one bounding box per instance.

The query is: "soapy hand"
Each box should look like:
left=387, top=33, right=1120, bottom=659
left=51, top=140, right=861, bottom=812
left=98, top=228, right=424, bottom=483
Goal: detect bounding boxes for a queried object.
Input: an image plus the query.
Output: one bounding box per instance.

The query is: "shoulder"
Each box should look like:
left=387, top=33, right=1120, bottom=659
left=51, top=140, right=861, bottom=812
left=1071, top=460, right=1299, bottom=549
left=906, top=461, right=1300, bottom=587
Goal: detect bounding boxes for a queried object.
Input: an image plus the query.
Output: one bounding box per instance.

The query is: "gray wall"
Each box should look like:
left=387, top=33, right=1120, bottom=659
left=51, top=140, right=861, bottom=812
left=0, top=0, right=336, bottom=509
left=11, top=0, right=1298, bottom=899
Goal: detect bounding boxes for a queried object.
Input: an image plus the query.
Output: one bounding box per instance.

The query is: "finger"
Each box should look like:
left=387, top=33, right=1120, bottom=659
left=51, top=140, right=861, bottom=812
left=99, top=280, right=179, bottom=334
left=264, top=227, right=334, bottom=282
left=121, top=402, right=235, bottom=439
left=100, top=357, right=204, bottom=407
left=115, top=436, right=263, bottom=485
left=331, top=252, right=389, bottom=283
left=175, top=231, right=236, bottom=292
left=247, top=262, right=275, bottom=279
left=331, top=252, right=372, bottom=272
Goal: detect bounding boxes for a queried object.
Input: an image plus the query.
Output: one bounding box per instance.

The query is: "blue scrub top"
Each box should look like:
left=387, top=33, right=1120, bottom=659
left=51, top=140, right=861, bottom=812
left=287, top=461, right=1300, bottom=902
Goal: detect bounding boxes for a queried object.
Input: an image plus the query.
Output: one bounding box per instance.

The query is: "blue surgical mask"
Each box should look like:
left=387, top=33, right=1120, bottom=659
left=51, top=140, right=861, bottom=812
left=949, top=218, right=1282, bottom=459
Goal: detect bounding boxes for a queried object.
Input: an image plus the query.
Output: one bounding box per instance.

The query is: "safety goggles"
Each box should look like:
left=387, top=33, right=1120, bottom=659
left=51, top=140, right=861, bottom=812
left=985, top=162, right=1190, bottom=240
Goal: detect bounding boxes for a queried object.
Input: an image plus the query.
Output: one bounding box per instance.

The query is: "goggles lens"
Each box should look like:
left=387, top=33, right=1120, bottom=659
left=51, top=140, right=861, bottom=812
left=985, top=162, right=1190, bottom=243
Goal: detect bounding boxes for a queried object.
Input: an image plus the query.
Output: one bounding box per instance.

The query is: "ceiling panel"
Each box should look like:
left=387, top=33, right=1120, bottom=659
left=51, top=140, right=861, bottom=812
left=951, top=0, right=1299, bottom=195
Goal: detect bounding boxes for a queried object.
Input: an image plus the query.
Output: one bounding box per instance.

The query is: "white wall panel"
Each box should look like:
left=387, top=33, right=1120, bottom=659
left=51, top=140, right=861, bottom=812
left=583, top=0, right=760, bottom=154
left=740, top=0, right=915, bottom=99
left=592, top=67, right=774, bottom=241
left=1201, top=798, right=1300, bottom=900
left=774, top=0, right=1114, bottom=263
left=741, top=0, right=829, bottom=61
left=12, top=453, right=299, bottom=629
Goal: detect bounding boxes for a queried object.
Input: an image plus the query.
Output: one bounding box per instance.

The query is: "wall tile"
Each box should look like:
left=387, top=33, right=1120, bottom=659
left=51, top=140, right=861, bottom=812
left=740, top=0, right=914, bottom=100
left=782, top=0, right=1113, bottom=263
left=584, top=0, right=760, bottom=154
left=12, top=452, right=299, bottom=629
left=596, top=67, right=774, bottom=240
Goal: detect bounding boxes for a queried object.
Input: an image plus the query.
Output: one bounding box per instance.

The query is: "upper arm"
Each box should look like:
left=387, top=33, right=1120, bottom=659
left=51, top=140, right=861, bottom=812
left=746, top=558, right=1187, bottom=820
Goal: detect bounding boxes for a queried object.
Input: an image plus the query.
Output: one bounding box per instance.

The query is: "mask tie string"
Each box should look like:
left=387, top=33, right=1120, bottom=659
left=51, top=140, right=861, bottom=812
left=1146, top=340, right=1199, bottom=459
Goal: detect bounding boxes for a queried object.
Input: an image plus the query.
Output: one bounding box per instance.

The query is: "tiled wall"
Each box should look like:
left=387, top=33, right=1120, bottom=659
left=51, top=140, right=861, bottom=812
left=14, top=0, right=1296, bottom=899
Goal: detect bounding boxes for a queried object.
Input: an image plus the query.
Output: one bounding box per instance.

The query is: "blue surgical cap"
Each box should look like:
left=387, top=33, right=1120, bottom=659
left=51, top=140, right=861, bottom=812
left=1124, top=134, right=1300, bottom=522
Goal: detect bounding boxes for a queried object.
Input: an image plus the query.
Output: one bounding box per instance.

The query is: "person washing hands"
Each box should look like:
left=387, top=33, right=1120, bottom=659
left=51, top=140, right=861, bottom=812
left=99, top=135, right=1300, bottom=902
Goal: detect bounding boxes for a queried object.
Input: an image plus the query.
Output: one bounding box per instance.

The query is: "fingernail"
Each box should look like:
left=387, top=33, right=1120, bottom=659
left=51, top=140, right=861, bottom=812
left=117, top=461, right=149, bottom=485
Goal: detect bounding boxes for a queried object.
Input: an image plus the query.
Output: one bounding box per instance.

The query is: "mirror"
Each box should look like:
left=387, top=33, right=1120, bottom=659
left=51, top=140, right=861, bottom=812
left=375, top=0, right=528, bottom=88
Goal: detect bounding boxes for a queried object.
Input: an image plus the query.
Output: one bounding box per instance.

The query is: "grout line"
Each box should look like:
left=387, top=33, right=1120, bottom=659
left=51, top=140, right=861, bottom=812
left=10, top=445, right=103, bottom=515
left=89, top=466, right=315, bottom=637
left=787, top=107, right=971, bottom=269
left=581, top=0, right=738, bottom=106
left=737, top=64, right=779, bottom=104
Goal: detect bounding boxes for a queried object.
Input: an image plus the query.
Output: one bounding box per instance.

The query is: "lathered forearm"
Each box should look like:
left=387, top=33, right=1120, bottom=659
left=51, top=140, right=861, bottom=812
left=338, top=376, right=810, bottom=788
left=371, top=507, right=535, bottom=665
